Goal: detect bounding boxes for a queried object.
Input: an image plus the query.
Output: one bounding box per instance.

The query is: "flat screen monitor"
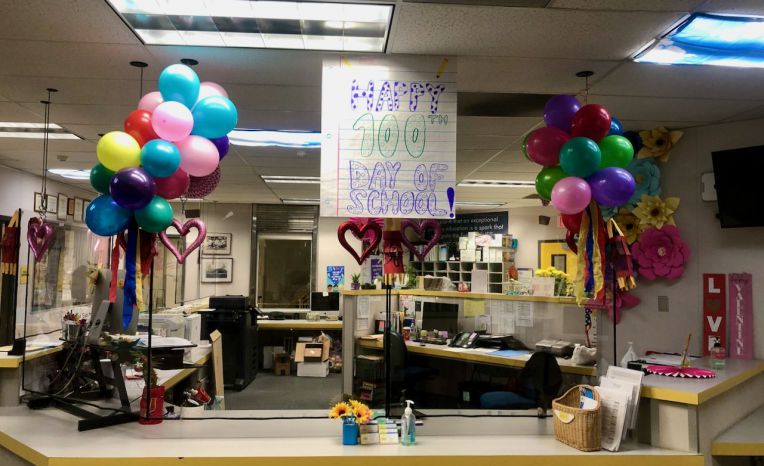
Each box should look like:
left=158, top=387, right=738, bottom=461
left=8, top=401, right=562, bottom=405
left=421, top=301, right=459, bottom=335
left=91, top=269, right=136, bottom=334
left=311, top=292, right=340, bottom=311
left=711, top=145, right=764, bottom=228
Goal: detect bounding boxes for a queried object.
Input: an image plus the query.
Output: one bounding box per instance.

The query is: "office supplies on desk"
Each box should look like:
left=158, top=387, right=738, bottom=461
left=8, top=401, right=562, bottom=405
left=490, top=349, right=531, bottom=358
left=450, top=332, right=479, bottom=348
left=535, top=339, right=575, bottom=358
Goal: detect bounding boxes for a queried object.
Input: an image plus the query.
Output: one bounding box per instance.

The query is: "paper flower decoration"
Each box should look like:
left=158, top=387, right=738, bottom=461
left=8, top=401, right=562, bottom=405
left=633, top=194, right=679, bottom=231
left=614, top=209, right=641, bottom=244
left=626, top=158, right=661, bottom=207
left=631, top=225, right=690, bottom=280
left=637, top=127, right=683, bottom=162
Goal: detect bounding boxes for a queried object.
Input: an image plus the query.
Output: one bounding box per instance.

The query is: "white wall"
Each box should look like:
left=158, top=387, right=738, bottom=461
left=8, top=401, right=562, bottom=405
left=316, top=216, right=362, bottom=291
left=505, top=206, right=566, bottom=269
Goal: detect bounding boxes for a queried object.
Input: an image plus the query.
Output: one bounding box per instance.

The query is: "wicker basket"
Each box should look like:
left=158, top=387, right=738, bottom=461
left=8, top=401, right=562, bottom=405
left=552, top=385, right=601, bottom=451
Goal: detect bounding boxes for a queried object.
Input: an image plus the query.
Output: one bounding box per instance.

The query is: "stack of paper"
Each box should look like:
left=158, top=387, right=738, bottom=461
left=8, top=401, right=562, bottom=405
left=596, top=366, right=643, bottom=452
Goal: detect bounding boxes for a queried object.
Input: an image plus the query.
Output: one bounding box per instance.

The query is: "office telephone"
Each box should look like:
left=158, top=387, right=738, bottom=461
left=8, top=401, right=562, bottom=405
left=450, top=332, right=480, bottom=348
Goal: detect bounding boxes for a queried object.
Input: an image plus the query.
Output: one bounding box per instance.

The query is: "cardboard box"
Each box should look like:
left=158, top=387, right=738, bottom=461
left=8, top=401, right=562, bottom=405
left=294, top=338, right=331, bottom=363
left=273, top=352, right=291, bottom=376
left=296, top=361, right=329, bottom=377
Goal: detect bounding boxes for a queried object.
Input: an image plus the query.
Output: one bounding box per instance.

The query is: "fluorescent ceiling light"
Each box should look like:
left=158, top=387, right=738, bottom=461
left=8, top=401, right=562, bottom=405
left=458, top=180, right=535, bottom=188
left=106, top=1, right=393, bottom=52
left=282, top=198, right=319, bottom=205
left=261, top=175, right=320, bottom=184
left=634, top=13, right=764, bottom=68
left=229, top=129, right=321, bottom=148
left=48, top=169, right=90, bottom=180
left=455, top=201, right=506, bottom=208
left=0, top=122, right=81, bottom=140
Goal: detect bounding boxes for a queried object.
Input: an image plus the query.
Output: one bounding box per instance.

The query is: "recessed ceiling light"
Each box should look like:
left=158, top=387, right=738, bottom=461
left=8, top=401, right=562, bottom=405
left=457, top=179, right=535, bottom=188
left=634, top=13, right=764, bottom=68
left=229, top=129, right=321, bottom=148
left=0, top=122, right=81, bottom=140
left=455, top=201, right=506, bottom=208
left=48, top=169, right=90, bottom=180
left=282, top=198, right=319, bottom=205
left=106, top=1, right=394, bottom=52
left=261, top=175, right=320, bottom=184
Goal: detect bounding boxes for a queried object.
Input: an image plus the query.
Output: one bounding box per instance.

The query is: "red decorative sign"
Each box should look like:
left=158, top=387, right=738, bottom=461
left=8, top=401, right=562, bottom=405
left=728, top=273, right=754, bottom=360
left=702, top=273, right=727, bottom=356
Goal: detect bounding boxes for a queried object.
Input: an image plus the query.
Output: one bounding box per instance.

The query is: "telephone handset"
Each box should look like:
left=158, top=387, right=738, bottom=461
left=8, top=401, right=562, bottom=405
left=450, top=332, right=480, bottom=348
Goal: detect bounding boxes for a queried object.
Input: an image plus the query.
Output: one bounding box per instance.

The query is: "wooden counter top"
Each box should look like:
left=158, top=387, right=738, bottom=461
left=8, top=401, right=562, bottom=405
left=343, top=289, right=580, bottom=305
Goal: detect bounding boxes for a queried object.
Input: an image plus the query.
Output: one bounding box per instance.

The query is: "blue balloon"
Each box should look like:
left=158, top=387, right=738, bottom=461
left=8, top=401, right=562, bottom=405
left=192, top=96, right=238, bottom=139
left=140, top=139, right=181, bottom=178
left=158, top=64, right=200, bottom=109
left=608, top=117, right=624, bottom=136
left=85, top=194, right=132, bottom=237
left=623, top=130, right=643, bottom=154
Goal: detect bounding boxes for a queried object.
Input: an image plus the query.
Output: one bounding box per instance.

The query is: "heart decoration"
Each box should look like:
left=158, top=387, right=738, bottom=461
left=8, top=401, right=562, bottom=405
left=337, top=220, right=382, bottom=265
left=399, top=219, right=442, bottom=262
left=159, top=219, right=207, bottom=264
left=27, top=217, right=54, bottom=262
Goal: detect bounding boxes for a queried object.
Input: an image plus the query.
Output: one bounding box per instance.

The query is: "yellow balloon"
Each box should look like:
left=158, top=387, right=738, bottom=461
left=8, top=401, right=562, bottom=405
left=96, top=131, right=140, bottom=172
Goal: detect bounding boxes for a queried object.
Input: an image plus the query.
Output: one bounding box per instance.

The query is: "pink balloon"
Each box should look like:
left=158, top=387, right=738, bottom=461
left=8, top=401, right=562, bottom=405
left=526, top=127, right=570, bottom=167
left=551, top=176, right=592, bottom=215
left=155, top=168, right=190, bottom=200
left=138, top=91, right=164, bottom=112
left=151, top=101, right=193, bottom=142
left=177, top=135, right=219, bottom=177
left=196, top=82, right=228, bottom=104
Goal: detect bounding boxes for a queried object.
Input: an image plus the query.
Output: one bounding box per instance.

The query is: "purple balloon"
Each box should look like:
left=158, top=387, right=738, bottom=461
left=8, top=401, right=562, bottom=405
left=587, top=167, right=636, bottom=207
left=109, top=167, right=156, bottom=210
left=544, top=95, right=582, bottom=132
left=210, top=135, right=229, bottom=160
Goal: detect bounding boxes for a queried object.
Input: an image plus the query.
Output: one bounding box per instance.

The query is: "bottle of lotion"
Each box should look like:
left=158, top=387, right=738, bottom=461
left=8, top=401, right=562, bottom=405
left=400, top=400, right=416, bottom=445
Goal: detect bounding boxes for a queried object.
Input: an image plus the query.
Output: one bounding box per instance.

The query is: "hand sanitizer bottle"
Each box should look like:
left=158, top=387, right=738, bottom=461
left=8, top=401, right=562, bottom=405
left=400, top=400, right=416, bottom=445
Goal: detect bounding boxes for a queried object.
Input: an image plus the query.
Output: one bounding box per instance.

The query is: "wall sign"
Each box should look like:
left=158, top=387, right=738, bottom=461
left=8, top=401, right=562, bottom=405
left=728, top=273, right=753, bottom=360
left=320, top=56, right=457, bottom=219
left=326, top=266, right=345, bottom=291
left=702, top=273, right=727, bottom=356
left=439, top=211, right=508, bottom=244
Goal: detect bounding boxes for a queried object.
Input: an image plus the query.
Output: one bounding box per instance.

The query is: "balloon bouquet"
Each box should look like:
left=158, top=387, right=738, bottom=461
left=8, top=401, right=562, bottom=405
left=85, top=63, right=237, bottom=328
left=527, top=95, right=636, bottom=301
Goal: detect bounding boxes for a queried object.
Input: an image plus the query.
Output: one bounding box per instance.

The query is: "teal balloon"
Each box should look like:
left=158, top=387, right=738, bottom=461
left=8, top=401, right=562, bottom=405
left=192, top=96, right=238, bottom=139
left=134, top=196, right=173, bottom=233
left=140, top=139, right=181, bottom=178
left=560, top=137, right=602, bottom=178
left=90, top=163, right=114, bottom=194
left=158, top=64, right=200, bottom=109
left=85, top=194, right=131, bottom=237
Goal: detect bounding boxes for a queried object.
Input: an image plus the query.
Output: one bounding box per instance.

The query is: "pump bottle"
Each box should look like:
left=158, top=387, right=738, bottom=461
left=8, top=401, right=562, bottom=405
left=400, top=400, right=416, bottom=445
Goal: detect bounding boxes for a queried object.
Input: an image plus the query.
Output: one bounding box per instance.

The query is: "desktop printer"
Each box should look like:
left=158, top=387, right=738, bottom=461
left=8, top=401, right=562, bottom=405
left=476, top=335, right=529, bottom=351
left=535, top=339, right=575, bottom=358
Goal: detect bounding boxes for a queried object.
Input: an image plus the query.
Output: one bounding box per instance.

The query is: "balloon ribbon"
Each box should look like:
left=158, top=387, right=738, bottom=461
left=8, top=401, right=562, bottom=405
left=123, top=222, right=138, bottom=330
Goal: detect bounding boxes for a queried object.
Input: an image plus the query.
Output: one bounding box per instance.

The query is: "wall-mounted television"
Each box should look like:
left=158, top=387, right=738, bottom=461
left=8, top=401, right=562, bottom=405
left=711, top=145, right=764, bottom=228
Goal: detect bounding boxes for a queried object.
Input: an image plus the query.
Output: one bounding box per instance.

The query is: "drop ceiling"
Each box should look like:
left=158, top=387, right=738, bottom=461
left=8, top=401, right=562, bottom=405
left=1, top=0, right=764, bottom=209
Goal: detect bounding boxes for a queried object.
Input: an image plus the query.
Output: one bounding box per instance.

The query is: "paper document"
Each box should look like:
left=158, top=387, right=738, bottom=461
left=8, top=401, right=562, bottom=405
left=137, top=336, right=194, bottom=348
left=464, top=299, right=485, bottom=317
left=357, top=297, right=370, bottom=319
left=596, top=386, right=630, bottom=451
left=515, top=302, right=534, bottom=327
left=488, top=300, right=515, bottom=335
left=605, top=366, right=644, bottom=431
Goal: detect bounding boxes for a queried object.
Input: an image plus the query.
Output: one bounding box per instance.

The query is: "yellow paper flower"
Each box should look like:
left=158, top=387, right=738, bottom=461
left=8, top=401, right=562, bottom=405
left=614, top=209, right=641, bottom=244
left=637, top=127, right=683, bottom=162
left=633, top=195, right=680, bottom=231
left=329, top=402, right=352, bottom=419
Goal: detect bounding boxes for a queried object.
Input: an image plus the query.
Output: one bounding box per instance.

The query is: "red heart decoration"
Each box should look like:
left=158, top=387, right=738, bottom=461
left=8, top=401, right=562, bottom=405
left=27, top=218, right=54, bottom=262
left=159, top=219, right=207, bottom=264
left=337, top=220, right=382, bottom=265
left=399, top=219, right=442, bottom=262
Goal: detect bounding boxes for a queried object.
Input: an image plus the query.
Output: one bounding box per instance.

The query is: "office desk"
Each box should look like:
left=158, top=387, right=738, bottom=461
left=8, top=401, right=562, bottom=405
left=0, top=345, right=64, bottom=407
left=357, top=337, right=597, bottom=377
left=258, top=319, right=342, bottom=331
left=711, top=404, right=764, bottom=457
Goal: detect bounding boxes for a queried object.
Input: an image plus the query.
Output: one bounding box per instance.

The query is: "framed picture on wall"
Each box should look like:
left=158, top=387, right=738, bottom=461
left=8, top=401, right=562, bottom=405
left=202, top=233, right=232, bottom=255
left=33, top=192, right=44, bottom=213
left=66, top=198, right=75, bottom=216
left=200, top=258, right=233, bottom=283
left=46, top=194, right=57, bottom=214
left=57, top=194, right=68, bottom=220
left=73, top=198, right=84, bottom=224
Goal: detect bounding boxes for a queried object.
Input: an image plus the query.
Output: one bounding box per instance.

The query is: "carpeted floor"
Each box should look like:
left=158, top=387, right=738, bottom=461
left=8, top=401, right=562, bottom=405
left=224, top=372, right=344, bottom=410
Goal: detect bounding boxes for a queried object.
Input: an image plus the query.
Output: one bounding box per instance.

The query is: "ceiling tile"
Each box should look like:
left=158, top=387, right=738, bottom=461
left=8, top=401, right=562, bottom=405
left=548, top=0, right=702, bottom=11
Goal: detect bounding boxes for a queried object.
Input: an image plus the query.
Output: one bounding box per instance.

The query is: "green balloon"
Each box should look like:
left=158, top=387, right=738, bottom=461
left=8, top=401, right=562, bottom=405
left=535, top=166, right=566, bottom=201
left=521, top=132, right=531, bottom=161
left=134, top=196, right=173, bottom=233
left=560, top=137, right=601, bottom=178
left=90, top=163, right=114, bottom=194
left=598, top=135, right=634, bottom=168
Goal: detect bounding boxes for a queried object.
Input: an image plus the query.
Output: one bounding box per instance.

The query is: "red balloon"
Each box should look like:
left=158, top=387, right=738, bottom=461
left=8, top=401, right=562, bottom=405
left=561, top=212, right=583, bottom=233
left=526, top=127, right=570, bottom=167
left=566, top=231, right=578, bottom=254
left=124, top=109, right=159, bottom=147
left=571, top=104, right=611, bottom=141
left=155, top=168, right=189, bottom=199
left=186, top=166, right=221, bottom=198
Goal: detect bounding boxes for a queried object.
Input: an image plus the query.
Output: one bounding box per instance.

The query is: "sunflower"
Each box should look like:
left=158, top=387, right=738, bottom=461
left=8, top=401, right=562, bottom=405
left=329, top=402, right=352, bottom=419
left=353, top=404, right=373, bottom=424
left=633, top=195, right=679, bottom=231
left=637, top=127, right=683, bottom=162
left=614, top=209, right=641, bottom=244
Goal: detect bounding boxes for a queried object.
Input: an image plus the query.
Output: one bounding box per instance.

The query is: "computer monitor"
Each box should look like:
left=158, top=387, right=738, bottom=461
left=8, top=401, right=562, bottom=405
left=311, top=292, right=340, bottom=311
left=90, top=269, right=136, bottom=335
left=421, top=302, right=459, bottom=335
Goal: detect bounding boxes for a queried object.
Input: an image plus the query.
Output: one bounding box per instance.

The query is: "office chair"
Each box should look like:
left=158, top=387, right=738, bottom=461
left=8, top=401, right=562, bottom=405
left=479, top=351, right=562, bottom=414
left=388, top=331, right=437, bottom=405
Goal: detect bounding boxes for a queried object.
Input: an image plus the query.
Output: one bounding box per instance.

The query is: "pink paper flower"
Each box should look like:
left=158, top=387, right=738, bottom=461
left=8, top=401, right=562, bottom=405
left=631, top=225, right=690, bottom=280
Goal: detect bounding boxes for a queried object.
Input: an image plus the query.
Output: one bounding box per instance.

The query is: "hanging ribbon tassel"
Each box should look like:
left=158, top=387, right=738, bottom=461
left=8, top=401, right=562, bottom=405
left=574, top=202, right=607, bottom=303
left=123, top=222, right=138, bottom=330
left=109, top=236, right=122, bottom=303
left=135, top=231, right=145, bottom=313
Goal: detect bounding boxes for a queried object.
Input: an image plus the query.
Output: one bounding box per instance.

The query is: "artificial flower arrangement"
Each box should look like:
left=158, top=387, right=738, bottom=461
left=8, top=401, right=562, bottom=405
left=535, top=266, right=573, bottom=297
left=329, top=399, right=373, bottom=425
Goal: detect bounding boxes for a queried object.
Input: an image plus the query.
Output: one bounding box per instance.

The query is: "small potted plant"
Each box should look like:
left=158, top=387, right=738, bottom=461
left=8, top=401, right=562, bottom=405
left=350, top=273, right=361, bottom=290
left=329, top=399, right=373, bottom=445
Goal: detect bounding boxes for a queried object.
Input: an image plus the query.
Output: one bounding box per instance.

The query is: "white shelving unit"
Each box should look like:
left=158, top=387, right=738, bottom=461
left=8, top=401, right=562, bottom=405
left=411, top=259, right=514, bottom=294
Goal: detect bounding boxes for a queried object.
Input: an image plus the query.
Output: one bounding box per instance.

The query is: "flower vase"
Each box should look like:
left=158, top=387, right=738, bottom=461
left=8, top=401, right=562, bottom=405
left=351, top=282, right=360, bottom=290
left=342, top=419, right=359, bottom=445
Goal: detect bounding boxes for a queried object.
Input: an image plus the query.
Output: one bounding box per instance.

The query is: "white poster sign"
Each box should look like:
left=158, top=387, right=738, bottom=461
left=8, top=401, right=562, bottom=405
left=320, top=56, right=457, bottom=219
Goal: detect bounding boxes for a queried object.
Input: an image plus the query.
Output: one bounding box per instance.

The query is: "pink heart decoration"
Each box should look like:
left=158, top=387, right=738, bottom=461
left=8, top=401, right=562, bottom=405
left=399, top=219, right=442, bottom=262
left=27, top=218, right=54, bottom=262
left=159, top=219, right=207, bottom=264
left=337, top=220, right=382, bottom=265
